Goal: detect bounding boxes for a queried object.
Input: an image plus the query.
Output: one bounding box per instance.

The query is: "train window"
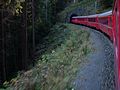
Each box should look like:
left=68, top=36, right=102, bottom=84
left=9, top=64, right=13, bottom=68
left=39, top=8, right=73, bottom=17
left=78, top=18, right=87, bottom=21
left=109, top=17, right=112, bottom=27
left=88, top=18, right=96, bottom=22
left=99, top=17, right=108, bottom=25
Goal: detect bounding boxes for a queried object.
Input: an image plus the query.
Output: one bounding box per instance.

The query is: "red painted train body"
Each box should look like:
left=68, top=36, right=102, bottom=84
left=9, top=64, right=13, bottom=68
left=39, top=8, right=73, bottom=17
left=71, top=11, right=113, bottom=40
left=113, top=0, right=120, bottom=89
left=71, top=0, right=120, bottom=89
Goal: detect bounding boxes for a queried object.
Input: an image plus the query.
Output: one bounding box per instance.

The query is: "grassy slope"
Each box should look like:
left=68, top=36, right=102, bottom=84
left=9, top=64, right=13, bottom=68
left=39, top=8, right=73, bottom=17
left=1, top=0, right=113, bottom=89
left=1, top=0, right=99, bottom=89
left=0, top=0, right=114, bottom=89
left=2, top=24, right=91, bottom=90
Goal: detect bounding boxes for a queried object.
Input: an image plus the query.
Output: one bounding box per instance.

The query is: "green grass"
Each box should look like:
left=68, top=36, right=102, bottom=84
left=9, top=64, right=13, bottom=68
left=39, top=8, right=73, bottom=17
left=2, top=23, right=91, bottom=90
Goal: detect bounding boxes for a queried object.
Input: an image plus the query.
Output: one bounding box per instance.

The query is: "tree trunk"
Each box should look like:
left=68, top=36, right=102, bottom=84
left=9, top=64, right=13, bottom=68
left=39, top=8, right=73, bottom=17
left=1, top=8, right=6, bottom=81
left=45, top=0, right=48, bottom=22
left=32, top=0, right=35, bottom=51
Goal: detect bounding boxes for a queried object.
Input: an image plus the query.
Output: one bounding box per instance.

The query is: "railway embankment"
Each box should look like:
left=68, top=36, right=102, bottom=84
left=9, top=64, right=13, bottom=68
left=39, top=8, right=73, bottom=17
left=2, top=24, right=91, bottom=90
left=0, top=0, right=114, bottom=89
left=2, top=24, right=115, bottom=90
left=73, top=26, right=115, bottom=90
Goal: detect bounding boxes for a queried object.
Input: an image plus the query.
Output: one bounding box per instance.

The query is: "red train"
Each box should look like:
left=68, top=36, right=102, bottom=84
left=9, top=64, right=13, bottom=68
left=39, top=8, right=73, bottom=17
left=70, top=0, right=120, bottom=89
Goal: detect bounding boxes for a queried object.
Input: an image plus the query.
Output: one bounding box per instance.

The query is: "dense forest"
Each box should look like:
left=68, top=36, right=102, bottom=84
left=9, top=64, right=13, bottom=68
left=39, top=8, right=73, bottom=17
left=0, top=0, right=80, bottom=86
left=0, top=0, right=114, bottom=89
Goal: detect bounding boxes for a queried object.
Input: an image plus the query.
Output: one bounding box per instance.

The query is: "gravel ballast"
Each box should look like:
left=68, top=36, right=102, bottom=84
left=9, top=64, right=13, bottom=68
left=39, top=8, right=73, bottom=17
left=73, top=26, right=115, bottom=90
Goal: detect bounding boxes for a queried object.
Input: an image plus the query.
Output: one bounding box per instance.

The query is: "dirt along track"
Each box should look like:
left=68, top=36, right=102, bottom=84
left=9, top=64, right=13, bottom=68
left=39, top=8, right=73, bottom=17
left=73, top=26, right=115, bottom=90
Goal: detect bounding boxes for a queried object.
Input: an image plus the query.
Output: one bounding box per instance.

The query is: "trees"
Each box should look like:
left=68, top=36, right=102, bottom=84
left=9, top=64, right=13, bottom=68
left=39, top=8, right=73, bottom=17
left=0, top=0, right=71, bottom=86
left=0, top=0, right=36, bottom=85
left=0, top=0, right=25, bottom=15
left=99, top=0, right=113, bottom=9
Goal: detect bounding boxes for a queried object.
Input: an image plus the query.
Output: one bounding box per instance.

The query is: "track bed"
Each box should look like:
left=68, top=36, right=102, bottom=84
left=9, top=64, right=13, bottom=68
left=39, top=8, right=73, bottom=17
left=73, top=26, right=115, bottom=90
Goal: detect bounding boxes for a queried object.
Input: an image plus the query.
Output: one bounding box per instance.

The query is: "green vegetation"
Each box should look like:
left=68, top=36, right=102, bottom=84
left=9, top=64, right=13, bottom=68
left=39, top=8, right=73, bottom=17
left=58, top=0, right=114, bottom=22
left=96, top=0, right=113, bottom=13
left=0, top=0, right=92, bottom=88
left=58, top=0, right=96, bottom=22
left=0, top=0, right=25, bottom=15
left=2, top=24, right=91, bottom=90
left=1, top=0, right=114, bottom=89
left=0, top=0, right=115, bottom=89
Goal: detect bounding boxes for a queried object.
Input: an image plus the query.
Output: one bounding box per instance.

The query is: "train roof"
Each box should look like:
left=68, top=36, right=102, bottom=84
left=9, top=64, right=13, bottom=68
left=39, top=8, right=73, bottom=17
left=72, top=10, right=112, bottom=18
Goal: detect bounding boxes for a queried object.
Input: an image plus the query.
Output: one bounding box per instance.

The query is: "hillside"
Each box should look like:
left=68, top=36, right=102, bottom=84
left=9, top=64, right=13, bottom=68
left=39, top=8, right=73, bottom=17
left=2, top=24, right=91, bottom=90
left=0, top=0, right=114, bottom=90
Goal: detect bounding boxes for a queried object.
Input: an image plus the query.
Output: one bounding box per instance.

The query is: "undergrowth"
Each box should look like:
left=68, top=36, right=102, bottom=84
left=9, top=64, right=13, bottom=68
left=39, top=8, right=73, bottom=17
left=2, top=24, right=91, bottom=90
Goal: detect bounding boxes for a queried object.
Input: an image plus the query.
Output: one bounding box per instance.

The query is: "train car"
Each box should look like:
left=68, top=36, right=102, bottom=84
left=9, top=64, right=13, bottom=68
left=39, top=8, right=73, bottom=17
left=71, top=10, right=113, bottom=40
left=71, top=0, right=120, bottom=89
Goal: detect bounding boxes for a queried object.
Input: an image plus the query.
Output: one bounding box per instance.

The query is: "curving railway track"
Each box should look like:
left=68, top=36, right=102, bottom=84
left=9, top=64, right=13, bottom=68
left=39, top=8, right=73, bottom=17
left=70, top=0, right=120, bottom=89
left=73, top=27, right=115, bottom=90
